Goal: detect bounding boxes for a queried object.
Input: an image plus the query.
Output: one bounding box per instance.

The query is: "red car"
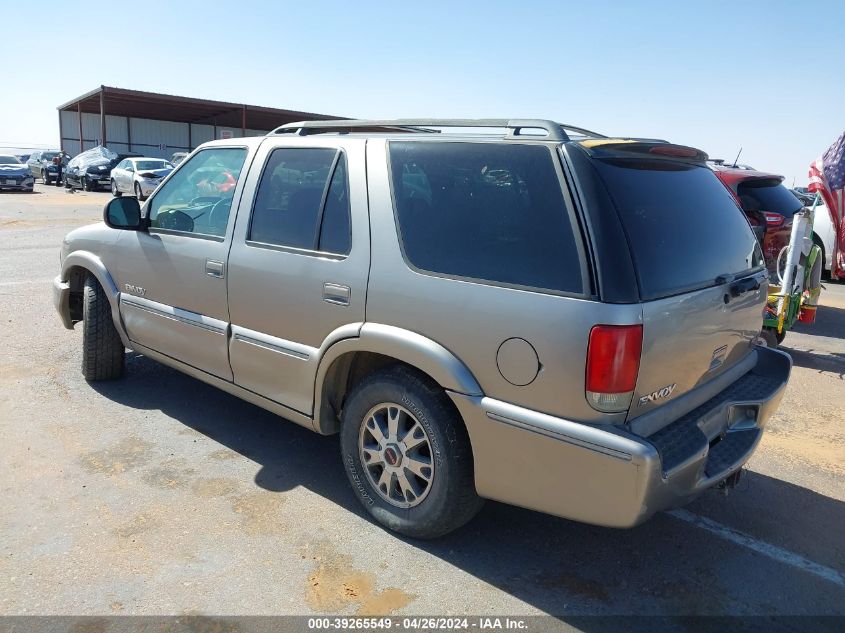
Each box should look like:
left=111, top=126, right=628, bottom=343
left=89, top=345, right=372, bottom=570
left=710, top=164, right=804, bottom=273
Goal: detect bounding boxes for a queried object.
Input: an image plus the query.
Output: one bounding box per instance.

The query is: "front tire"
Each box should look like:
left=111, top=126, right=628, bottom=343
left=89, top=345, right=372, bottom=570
left=134, top=182, right=146, bottom=201
left=82, top=176, right=95, bottom=192
left=42, top=169, right=52, bottom=185
left=81, top=275, right=125, bottom=381
left=111, top=179, right=122, bottom=197
left=340, top=366, right=483, bottom=538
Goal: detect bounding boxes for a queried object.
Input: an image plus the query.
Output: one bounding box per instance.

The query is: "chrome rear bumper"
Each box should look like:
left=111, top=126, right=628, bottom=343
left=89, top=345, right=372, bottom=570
left=449, top=346, right=791, bottom=527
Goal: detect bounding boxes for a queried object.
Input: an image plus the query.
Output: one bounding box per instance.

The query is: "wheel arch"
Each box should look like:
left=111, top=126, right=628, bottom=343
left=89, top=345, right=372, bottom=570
left=313, top=323, right=483, bottom=435
left=60, top=251, right=131, bottom=348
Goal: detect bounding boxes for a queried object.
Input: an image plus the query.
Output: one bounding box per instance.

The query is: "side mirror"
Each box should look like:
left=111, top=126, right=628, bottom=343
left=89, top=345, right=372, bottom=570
left=104, top=197, right=146, bottom=231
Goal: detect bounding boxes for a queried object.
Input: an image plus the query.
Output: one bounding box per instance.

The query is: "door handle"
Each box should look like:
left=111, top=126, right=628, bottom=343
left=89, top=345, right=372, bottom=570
left=323, top=283, right=350, bottom=306
left=729, top=275, right=762, bottom=298
left=206, top=259, right=225, bottom=278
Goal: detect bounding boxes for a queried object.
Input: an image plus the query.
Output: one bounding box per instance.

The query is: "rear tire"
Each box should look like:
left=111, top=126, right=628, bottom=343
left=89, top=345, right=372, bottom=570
left=42, top=170, right=52, bottom=185
left=759, top=328, right=781, bottom=348
left=81, top=274, right=125, bottom=381
left=339, top=365, right=483, bottom=538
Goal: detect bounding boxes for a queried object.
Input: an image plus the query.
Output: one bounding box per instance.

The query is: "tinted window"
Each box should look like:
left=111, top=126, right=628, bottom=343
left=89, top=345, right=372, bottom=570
left=738, top=179, right=803, bottom=216
left=148, top=147, right=247, bottom=237
left=249, top=148, right=350, bottom=254
left=389, top=142, right=583, bottom=293
left=318, top=158, right=351, bottom=254
left=593, top=159, right=764, bottom=300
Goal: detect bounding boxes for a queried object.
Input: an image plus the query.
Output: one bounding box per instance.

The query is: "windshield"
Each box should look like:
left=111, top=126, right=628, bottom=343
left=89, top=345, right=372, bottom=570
left=136, top=160, right=172, bottom=171
left=0, top=155, right=21, bottom=164
left=42, top=152, right=58, bottom=161
left=737, top=179, right=803, bottom=217
left=593, top=158, right=764, bottom=300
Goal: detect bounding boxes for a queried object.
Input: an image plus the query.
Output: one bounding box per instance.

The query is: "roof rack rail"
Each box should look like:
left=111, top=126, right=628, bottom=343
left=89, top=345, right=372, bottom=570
left=272, top=119, right=606, bottom=142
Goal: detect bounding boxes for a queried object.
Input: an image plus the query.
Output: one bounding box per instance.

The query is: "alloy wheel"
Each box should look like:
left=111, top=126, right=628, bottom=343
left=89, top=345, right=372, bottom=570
left=358, top=402, right=435, bottom=508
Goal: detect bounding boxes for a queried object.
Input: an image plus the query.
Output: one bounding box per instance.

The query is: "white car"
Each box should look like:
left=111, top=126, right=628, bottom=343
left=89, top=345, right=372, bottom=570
left=110, top=157, right=174, bottom=200
left=813, top=202, right=836, bottom=276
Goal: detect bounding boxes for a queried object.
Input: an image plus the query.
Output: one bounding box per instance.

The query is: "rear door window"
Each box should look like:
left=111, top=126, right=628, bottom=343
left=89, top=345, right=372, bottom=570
left=592, top=158, right=764, bottom=300
left=248, top=148, right=351, bottom=255
left=388, top=142, right=585, bottom=294
left=737, top=179, right=803, bottom=217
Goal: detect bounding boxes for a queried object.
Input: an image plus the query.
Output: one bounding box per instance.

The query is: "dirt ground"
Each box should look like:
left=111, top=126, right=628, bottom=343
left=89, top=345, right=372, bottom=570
left=1, top=185, right=843, bottom=624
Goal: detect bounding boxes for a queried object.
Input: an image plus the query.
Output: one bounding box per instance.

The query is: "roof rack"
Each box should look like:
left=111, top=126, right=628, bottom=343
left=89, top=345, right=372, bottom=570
left=271, top=119, right=606, bottom=142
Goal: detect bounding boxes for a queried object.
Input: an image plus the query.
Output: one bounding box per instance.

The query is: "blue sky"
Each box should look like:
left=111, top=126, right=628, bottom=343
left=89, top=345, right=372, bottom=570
left=2, top=0, right=843, bottom=184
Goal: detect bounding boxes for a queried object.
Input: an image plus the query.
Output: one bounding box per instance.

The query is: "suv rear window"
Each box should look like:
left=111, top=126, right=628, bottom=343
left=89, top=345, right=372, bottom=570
left=389, top=142, right=584, bottom=294
left=737, top=179, right=803, bottom=217
left=592, top=158, right=764, bottom=300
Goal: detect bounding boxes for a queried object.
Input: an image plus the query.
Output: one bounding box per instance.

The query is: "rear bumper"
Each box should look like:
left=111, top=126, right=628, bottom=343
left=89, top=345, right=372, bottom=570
left=449, top=346, right=791, bottom=528
left=53, top=276, right=73, bottom=329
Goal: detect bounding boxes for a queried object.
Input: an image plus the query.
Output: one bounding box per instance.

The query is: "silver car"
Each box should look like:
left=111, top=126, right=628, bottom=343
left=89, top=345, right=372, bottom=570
left=54, top=119, right=791, bottom=538
left=110, top=157, right=174, bottom=200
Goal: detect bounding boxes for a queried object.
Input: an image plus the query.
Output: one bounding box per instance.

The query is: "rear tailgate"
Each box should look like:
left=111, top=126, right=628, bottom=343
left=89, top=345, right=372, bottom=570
left=584, top=143, right=768, bottom=421
left=636, top=279, right=766, bottom=418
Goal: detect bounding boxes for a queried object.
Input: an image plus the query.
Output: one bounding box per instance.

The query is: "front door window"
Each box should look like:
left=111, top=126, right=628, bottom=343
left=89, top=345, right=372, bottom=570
left=147, top=147, right=247, bottom=237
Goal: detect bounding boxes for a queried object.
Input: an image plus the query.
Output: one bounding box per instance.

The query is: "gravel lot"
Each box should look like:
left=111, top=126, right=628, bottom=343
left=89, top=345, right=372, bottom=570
left=1, top=184, right=843, bottom=623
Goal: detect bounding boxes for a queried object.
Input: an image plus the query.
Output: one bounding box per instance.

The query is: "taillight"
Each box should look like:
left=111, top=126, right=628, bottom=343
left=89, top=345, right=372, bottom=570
left=585, top=324, right=643, bottom=413
left=762, top=211, right=785, bottom=226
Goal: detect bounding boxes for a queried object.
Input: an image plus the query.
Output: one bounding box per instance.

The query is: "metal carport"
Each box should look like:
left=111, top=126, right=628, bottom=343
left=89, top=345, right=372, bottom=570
left=58, top=86, right=343, bottom=158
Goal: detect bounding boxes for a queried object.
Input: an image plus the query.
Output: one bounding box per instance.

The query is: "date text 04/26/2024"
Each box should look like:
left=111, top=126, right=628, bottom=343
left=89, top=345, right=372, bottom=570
left=307, top=618, right=529, bottom=630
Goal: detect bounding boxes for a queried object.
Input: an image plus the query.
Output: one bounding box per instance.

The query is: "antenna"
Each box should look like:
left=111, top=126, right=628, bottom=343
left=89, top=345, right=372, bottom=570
left=732, top=147, right=743, bottom=168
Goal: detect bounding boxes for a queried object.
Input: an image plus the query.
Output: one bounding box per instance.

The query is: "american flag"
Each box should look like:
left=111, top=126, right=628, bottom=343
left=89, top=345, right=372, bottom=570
left=808, top=131, right=845, bottom=279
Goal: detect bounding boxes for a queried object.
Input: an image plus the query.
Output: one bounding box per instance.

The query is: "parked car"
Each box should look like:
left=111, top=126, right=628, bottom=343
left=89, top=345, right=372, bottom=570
left=53, top=119, right=791, bottom=538
left=110, top=157, right=174, bottom=200
left=16, top=153, right=31, bottom=163
left=27, top=150, right=65, bottom=184
left=171, top=152, right=188, bottom=166
left=64, top=146, right=120, bottom=191
left=0, top=155, right=35, bottom=192
left=812, top=201, right=836, bottom=277
left=789, top=189, right=835, bottom=277
left=791, top=188, right=815, bottom=206
left=710, top=164, right=804, bottom=273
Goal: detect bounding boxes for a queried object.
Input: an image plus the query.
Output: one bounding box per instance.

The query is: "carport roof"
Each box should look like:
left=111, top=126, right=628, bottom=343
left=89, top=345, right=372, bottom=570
left=58, top=85, right=344, bottom=131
